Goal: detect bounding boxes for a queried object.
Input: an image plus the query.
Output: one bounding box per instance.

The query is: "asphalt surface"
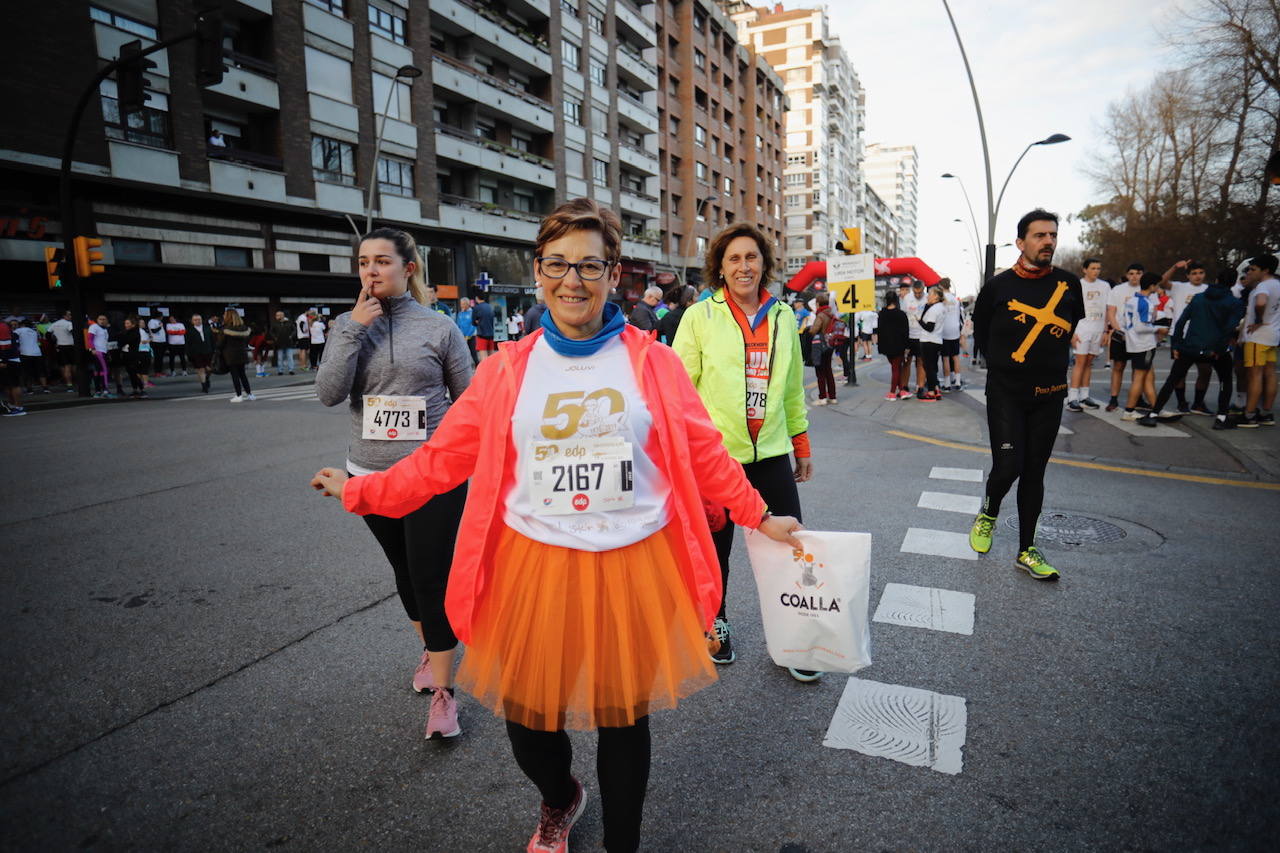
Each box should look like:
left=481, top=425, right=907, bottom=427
left=1, top=355, right=1277, bottom=851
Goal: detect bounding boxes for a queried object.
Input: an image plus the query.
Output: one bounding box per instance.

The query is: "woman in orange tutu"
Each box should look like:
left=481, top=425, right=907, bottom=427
left=312, top=198, right=801, bottom=853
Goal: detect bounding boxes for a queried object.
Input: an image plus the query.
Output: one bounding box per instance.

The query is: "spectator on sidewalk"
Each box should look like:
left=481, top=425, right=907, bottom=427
left=455, top=297, right=476, bottom=363
left=187, top=313, right=215, bottom=393
left=88, top=315, right=111, bottom=396
left=657, top=285, right=695, bottom=346
left=629, top=286, right=663, bottom=331
left=877, top=291, right=910, bottom=400
left=0, top=316, right=25, bottom=415
left=48, top=310, right=76, bottom=391
left=147, top=315, right=167, bottom=376
left=523, top=289, right=545, bottom=335
left=294, top=309, right=311, bottom=371
left=165, top=316, right=188, bottom=375
left=308, top=311, right=326, bottom=369
left=218, top=309, right=254, bottom=402
left=271, top=310, right=295, bottom=375
left=472, top=292, right=495, bottom=361
left=118, top=316, right=150, bottom=398
left=15, top=319, right=49, bottom=394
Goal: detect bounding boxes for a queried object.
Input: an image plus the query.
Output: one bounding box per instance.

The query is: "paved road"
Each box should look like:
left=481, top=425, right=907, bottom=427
left=1, top=358, right=1277, bottom=851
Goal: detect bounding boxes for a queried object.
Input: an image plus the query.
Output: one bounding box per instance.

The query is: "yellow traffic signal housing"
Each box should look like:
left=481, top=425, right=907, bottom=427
left=45, top=246, right=65, bottom=289
left=835, top=227, right=862, bottom=255
left=74, top=236, right=106, bottom=277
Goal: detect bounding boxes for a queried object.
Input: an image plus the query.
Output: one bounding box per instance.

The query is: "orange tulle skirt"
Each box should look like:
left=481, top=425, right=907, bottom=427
left=456, top=524, right=718, bottom=731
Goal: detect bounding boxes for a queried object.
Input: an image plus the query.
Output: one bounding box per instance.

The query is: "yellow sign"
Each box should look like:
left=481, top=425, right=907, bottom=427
left=827, top=253, right=876, bottom=312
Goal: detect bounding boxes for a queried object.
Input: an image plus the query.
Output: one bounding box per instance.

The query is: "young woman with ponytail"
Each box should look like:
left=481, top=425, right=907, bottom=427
left=315, top=227, right=475, bottom=739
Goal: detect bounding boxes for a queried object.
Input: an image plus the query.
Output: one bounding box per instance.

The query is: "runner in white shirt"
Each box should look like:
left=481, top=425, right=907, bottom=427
left=294, top=310, right=311, bottom=370
left=855, top=309, right=877, bottom=360
left=1103, top=264, right=1144, bottom=410
left=309, top=312, right=327, bottom=369
left=88, top=315, right=111, bottom=396
left=147, top=316, right=167, bottom=375
left=938, top=279, right=964, bottom=391
left=48, top=310, right=76, bottom=390
left=1067, top=258, right=1110, bottom=411
left=902, top=279, right=926, bottom=393
left=1121, top=274, right=1163, bottom=420
left=1158, top=259, right=1212, bottom=413
left=14, top=321, right=49, bottom=394
left=1239, top=253, right=1280, bottom=427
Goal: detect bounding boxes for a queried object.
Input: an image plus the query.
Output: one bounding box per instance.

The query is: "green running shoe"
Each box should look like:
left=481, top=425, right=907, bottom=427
left=969, top=512, right=997, bottom=554
left=1016, top=546, right=1060, bottom=581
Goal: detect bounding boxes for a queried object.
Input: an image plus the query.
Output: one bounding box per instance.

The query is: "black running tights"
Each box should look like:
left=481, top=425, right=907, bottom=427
left=1156, top=352, right=1231, bottom=414
left=712, top=453, right=802, bottom=619
left=361, top=482, right=466, bottom=651
left=506, top=717, right=650, bottom=853
left=228, top=364, right=251, bottom=396
left=983, top=391, right=1063, bottom=552
left=921, top=341, right=941, bottom=392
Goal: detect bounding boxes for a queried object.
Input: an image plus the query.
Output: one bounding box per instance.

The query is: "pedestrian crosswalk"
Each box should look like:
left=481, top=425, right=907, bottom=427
left=168, top=386, right=319, bottom=404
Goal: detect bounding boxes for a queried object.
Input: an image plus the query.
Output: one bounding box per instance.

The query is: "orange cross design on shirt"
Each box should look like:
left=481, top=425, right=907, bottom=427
left=1007, top=281, right=1072, bottom=363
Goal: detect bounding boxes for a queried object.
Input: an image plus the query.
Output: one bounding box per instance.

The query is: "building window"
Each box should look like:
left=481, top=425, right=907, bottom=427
left=368, top=1, right=407, bottom=44
left=694, top=161, right=708, bottom=182
left=372, top=73, right=412, bottom=120
left=305, top=0, right=345, bottom=17
left=696, top=235, right=708, bottom=253
left=756, top=134, right=764, bottom=150
left=513, top=190, right=537, bottom=213
left=305, top=47, right=354, bottom=102
left=560, top=0, right=579, bottom=16
left=669, top=155, right=681, bottom=176
left=512, top=130, right=533, bottom=153
left=377, top=156, right=414, bottom=196
left=591, top=107, right=608, bottom=134
left=694, top=124, right=706, bottom=147
left=787, top=153, right=807, bottom=166
left=565, top=148, right=584, bottom=177
left=693, top=9, right=706, bottom=32
left=312, top=135, right=356, bottom=185
left=786, top=194, right=801, bottom=209
left=669, top=116, right=680, bottom=136
left=100, top=81, right=170, bottom=148
left=561, top=37, right=581, bottom=70
left=89, top=5, right=157, bottom=39
left=593, top=158, right=608, bottom=186
left=475, top=117, right=497, bottom=141
left=590, top=60, right=607, bottom=87
left=563, top=97, right=582, bottom=125
left=589, top=12, right=605, bottom=35
left=112, top=238, right=159, bottom=263
left=694, top=50, right=705, bottom=70
left=723, top=176, right=732, bottom=193
left=479, top=181, right=499, bottom=204
left=785, top=172, right=806, bottom=186
left=215, top=247, right=252, bottom=268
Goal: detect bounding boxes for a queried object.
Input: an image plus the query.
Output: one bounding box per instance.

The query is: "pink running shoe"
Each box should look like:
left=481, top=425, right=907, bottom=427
left=412, top=649, right=435, bottom=693
left=527, top=778, right=586, bottom=853
left=884, top=392, right=898, bottom=401
left=424, top=688, right=460, bottom=739
left=897, top=389, right=913, bottom=400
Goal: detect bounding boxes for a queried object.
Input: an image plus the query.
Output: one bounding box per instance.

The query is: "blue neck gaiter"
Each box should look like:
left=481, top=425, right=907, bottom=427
left=539, top=301, right=626, bottom=357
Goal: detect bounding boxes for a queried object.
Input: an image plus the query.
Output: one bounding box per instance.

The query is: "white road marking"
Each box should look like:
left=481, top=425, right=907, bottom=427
left=917, top=491, right=982, bottom=515
left=929, top=466, right=983, bottom=483
left=168, top=386, right=317, bottom=402
left=964, top=388, right=1071, bottom=434
left=1080, top=407, right=1190, bottom=438
left=900, top=527, right=978, bottom=561
left=873, top=583, right=975, bottom=635
left=824, top=677, right=967, bottom=775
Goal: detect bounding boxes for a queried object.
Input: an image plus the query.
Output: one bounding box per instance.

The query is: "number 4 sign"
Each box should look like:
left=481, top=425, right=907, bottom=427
left=827, top=253, right=876, bottom=312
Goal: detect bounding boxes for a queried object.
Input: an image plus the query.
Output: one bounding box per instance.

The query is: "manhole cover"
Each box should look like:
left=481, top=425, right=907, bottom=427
left=1004, top=512, right=1128, bottom=545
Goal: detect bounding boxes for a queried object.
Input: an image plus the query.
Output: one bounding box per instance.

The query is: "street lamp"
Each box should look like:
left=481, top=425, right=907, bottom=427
left=365, top=64, right=423, bottom=235
left=942, top=173, right=981, bottom=261
left=938, top=1, right=1070, bottom=287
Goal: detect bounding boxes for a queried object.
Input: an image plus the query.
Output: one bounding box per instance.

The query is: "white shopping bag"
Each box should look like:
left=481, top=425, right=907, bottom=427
left=745, top=529, right=872, bottom=674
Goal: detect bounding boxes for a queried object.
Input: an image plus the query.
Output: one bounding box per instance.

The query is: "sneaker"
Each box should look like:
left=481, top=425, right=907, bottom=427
left=709, top=617, right=735, bottom=664
left=1080, top=397, right=1101, bottom=409
left=245, top=393, right=256, bottom=401
left=1258, top=413, right=1275, bottom=426
left=424, top=688, right=461, bottom=739
left=412, top=649, right=435, bottom=693
left=1175, top=402, right=1190, bottom=414
left=1105, top=397, right=1119, bottom=412
left=1066, top=401, right=1083, bottom=412
left=1237, top=413, right=1260, bottom=428
left=288, top=370, right=296, bottom=375
left=1188, top=404, right=1212, bottom=416
left=1212, top=416, right=1236, bottom=431
left=1136, top=414, right=1158, bottom=428
left=527, top=778, right=586, bottom=853
left=897, top=389, right=913, bottom=400
left=2, top=406, right=27, bottom=417
left=787, top=667, right=823, bottom=683
left=1016, top=546, right=1060, bottom=581
left=1121, top=409, right=1141, bottom=421
left=883, top=392, right=898, bottom=401
left=1156, top=410, right=1182, bottom=421
left=969, top=512, right=996, bottom=554
left=229, top=394, right=244, bottom=403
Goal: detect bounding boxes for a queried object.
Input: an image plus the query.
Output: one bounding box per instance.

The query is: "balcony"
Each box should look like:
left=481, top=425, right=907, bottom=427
left=207, top=147, right=283, bottom=172
left=621, top=237, right=661, bottom=263
left=432, top=53, right=553, bottom=130
left=615, top=0, right=656, bottom=47
left=209, top=158, right=286, bottom=203
left=302, top=2, right=353, bottom=48
left=206, top=62, right=279, bottom=110
left=108, top=140, right=180, bottom=187
left=432, top=0, right=552, bottom=74
left=618, top=142, right=659, bottom=176
left=435, top=193, right=541, bottom=241
left=434, top=123, right=555, bottom=188
left=616, top=92, right=657, bottom=131
left=620, top=189, right=660, bottom=220
left=615, top=44, right=657, bottom=91
left=310, top=93, right=359, bottom=131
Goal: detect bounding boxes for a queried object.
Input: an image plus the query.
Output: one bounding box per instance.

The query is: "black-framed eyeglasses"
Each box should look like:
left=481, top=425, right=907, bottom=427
left=536, top=257, right=613, bottom=281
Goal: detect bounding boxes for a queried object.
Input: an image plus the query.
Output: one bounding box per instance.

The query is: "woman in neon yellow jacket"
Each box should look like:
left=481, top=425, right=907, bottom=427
left=672, top=222, right=818, bottom=682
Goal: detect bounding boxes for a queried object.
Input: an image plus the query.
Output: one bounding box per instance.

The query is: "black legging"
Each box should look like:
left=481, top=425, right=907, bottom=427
left=310, top=342, right=325, bottom=367
left=1156, top=351, right=1232, bottom=414
left=921, top=341, right=941, bottom=392
left=151, top=342, right=167, bottom=374
left=228, top=364, right=252, bottom=396
left=983, top=390, right=1063, bottom=552
left=713, top=453, right=802, bottom=619
left=167, top=344, right=187, bottom=372
left=125, top=354, right=147, bottom=392
left=360, top=482, right=467, bottom=650
left=506, top=716, right=649, bottom=853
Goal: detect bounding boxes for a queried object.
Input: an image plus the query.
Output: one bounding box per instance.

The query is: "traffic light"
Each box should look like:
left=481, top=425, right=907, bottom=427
left=117, top=40, right=157, bottom=114
left=73, top=236, right=106, bottom=278
left=195, top=8, right=226, bottom=87
left=44, top=246, right=65, bottom=289
left=835, top=227, right=862, bottom=255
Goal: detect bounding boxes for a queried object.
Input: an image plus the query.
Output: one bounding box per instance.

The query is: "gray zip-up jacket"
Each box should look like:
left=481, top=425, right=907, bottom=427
left=316, top=292, right=473, bottom=472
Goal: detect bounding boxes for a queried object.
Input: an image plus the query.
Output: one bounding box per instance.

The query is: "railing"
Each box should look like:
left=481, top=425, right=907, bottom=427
left=455, top=0, right=550, bottom=49
left=621, top=188, right=659, bottom=204
left=224, top=49, right=276, bottom=78
left=434, top=122, right=553, bottom=168
left=207, top=147, right=284, bottom=172
left=439, top=193, right=544, bottom=223
left=617, top=43, right=657, bottom=76
left=432, top=51, right=552, bottom=112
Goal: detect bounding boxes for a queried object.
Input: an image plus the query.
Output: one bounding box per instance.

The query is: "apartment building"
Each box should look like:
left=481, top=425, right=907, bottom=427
left=722, top=3, right=866, bottom=277
left=1, top=0, right=667, bottom=324
left=653, top=0, right=787, bottom=287
left=864, top=143, right=918, bottom=257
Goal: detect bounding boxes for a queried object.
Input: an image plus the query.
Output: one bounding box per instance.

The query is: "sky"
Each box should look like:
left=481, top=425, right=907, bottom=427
left=826, top=0, right=1187, bottom=296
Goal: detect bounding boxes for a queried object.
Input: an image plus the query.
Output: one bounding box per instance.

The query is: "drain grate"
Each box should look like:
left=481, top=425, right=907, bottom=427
left=1005, top=512, right=1128, bottom=545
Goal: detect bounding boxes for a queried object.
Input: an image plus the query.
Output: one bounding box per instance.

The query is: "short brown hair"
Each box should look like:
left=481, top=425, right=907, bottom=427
left=535, top=198, right=622, bottom=264
left=703, top=223, right=777, bottom=290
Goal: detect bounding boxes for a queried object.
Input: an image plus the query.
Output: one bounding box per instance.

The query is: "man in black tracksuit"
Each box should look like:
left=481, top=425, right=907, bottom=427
left=968, top=209, right=1085, bottom=581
